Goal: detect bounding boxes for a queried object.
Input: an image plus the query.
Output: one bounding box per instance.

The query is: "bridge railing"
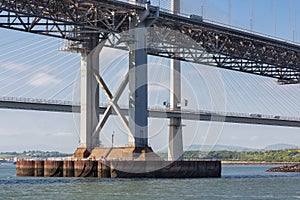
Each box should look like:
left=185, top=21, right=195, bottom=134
left=0, top=96, right=299, bottom=121
left=203, top=19, right=300, bottom=46
left=0, top=96, right=77, bottom=106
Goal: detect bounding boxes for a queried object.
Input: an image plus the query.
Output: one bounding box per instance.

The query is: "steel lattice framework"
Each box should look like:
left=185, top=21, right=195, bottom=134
left=0, top=0, right=299, bottom=84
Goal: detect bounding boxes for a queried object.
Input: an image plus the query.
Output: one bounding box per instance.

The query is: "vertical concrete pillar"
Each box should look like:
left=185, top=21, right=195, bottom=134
left=128, top=26, right=148, bottom=147
left=168, top=0, right=184, bottom=161
left=80, top=33, right=101, bottom=151
left=128, top=1, right=148, bottom=147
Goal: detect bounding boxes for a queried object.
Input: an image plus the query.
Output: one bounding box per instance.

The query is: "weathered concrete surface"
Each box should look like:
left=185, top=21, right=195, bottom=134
left=16, top=160, right=34, bottom=176
left=98, top=161, right=110, bottom=178
left=63, top=160, right=74, bottom=177
left=89, top=146, right=162, bottom=161
left=16, top=159, right=221, bottom=178
left=73, top=147, right=90, bottom=159
left=44, top=160, right=63, bottom=177
left=267, top=164, right=300, bottom=172
left=110, top=160, right=221, bottom=178
left=34, top=160, right=44, bottom=177
left=74, top=160, right=97, bottom=177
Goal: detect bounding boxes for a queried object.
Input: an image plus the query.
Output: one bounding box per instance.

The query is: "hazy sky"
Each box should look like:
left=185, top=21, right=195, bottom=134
left=0, top=0, right=300, bottom=153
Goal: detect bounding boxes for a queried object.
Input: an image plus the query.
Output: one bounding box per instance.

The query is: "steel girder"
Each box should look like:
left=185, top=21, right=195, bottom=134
left=0, top=0, right=299, bottom=84
left=152, top=14, right=300, bottom=84
left=0, top=0, right=136, bottom=39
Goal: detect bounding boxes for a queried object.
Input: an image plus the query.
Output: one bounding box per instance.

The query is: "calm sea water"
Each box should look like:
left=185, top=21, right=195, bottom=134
left=0, top=165, right=300, bottom=200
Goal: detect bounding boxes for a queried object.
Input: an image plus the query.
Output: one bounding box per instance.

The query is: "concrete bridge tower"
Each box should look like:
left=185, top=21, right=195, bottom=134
left=74, top=0, right=157, bottom=159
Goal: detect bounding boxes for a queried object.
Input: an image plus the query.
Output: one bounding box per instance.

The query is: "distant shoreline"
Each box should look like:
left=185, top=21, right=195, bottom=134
left=221, top=161, right=300, bottom=165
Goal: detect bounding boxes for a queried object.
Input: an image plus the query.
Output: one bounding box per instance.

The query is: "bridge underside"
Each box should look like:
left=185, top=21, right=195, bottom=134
left=0, top=0, right=299, bottom=84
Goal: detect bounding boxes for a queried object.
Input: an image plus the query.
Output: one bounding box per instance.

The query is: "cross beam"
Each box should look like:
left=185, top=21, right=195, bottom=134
left=93, top=71, right=133, bottom=144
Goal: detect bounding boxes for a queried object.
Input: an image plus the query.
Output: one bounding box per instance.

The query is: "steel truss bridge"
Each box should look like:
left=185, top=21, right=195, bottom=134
left=0, top=0, right=299, bottom=84
left=1, top=97, right=300, bottom=128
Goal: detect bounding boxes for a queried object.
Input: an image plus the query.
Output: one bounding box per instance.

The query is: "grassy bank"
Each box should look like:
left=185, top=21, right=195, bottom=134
left=184, top=149, right=300, bottom=162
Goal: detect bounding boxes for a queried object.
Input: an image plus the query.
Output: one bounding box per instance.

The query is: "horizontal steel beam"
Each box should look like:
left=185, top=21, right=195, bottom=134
left=1, top=100, right=299, bottom=128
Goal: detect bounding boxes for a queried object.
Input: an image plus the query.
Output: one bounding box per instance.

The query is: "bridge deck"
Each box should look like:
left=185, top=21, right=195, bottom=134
left=1, top=99, right=299, bottom=128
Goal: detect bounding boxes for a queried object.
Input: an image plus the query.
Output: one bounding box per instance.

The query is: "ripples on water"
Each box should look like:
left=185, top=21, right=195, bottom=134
left=1, top=165, right=300, bottom=200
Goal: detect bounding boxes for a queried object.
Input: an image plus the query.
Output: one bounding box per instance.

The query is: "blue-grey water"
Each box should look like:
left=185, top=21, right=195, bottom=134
left=1, top=165, right=300, bottom=199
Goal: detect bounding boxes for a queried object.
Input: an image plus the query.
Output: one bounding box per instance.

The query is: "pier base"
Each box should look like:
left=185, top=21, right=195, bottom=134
left=63, top=160, right=74, bottom=177
left=88, top=146, right=161, bottom=161
left=110, top=160, right=221, bottom=178
left=16, top=146, right=221, bottom=178
left=16, top=160, right=34, bottom=176
left=74, top=160, right=98, bottom=177
left=44, top=160, right=63, bottom=177
left=34, top=160, right=44, bottom=177
left=16, top=159, right=221, bottom=178
left=73, top=147, right=90, bottom=159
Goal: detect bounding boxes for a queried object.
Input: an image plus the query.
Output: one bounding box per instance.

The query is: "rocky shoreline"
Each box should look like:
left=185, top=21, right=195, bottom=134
left=266, top=164, right=300, bottom=172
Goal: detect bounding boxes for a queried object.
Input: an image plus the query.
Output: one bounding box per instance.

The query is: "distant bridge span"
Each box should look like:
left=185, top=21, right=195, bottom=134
left=1, top=98, right=299, bottom=128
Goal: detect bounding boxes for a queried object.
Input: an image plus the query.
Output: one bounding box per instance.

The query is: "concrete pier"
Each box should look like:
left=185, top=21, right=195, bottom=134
left=110, top=160, right=221, bottom=178
left=34, top=160, right=44, bottom=177
left=63, top=160, right=74, bottom=177
left=98, top=161, right=110, bottom=178
left=89, top=146, right=161, bottom=161
left=16, top=160, right=34, bottom=176
left=74, top=160, right=97, bottom=177
left=16, top=159, right=221, bottom=178
left=44, top=160, right=63, bottom=177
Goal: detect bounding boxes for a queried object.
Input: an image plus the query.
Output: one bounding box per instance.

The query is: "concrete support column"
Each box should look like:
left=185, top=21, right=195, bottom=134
left=168, top=59, right=184, bottom=161
left=80, top=33, right=101, bottom=151
left=128, top=1, right=148, bottom=147
left=171, top=0, right=180, bottom=14
left=168, top=0, right=183, bottom=161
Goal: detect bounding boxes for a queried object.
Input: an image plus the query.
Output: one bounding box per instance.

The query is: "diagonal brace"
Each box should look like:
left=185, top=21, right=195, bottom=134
left=92, top=71, right=131, bottom=138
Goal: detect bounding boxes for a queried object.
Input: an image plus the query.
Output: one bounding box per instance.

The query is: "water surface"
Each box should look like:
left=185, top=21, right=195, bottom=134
left=1, top=165, right=300, bottom=199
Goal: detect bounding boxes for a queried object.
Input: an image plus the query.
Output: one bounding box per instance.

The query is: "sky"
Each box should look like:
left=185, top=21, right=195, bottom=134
left=0, top=0, right=300, bottom=153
